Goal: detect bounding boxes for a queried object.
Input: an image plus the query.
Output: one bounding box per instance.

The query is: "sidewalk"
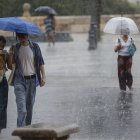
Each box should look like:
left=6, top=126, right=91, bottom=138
left=42, top=33, right=140, bottom=88
left=1, top=33, right=140, bottom=140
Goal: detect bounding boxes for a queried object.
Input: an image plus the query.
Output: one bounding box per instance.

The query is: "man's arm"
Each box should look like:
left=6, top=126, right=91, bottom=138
left=7, top=47, right=14, bottom=70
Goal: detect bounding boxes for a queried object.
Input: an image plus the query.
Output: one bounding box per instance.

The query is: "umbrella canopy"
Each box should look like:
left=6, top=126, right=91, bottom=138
left=35, top=6, right=57, bottom=15
left=0, top=17, right=42, bottom=35
left=103, top=17, right=139, bottom=35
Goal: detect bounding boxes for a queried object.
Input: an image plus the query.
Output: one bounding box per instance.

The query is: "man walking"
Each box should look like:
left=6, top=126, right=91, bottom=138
left=9, top=33, right=46, bottom=127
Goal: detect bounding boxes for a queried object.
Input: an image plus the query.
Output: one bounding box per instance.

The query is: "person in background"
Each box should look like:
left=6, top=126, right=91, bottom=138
left=44, top=14, right=55, bottom=46
left=0, top=36, right=10, bottom=133
left=8, top=33, right=46, bottom=127
left=114, top=34, right=136, bottom=93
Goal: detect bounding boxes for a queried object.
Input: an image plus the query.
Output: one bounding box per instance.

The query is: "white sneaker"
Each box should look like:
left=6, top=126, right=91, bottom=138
left=120, top=90, right=126, bottom=94
left=128, top=87, right=133, bottom=94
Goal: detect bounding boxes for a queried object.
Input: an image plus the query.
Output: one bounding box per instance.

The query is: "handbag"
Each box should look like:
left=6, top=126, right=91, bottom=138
left=0, top=69, right=5, bottom=82
left=0, top=50, right=8, bottom=83
left=128, top=38, right=136, bottom=56
left=8, top=64, right=15, bottom=86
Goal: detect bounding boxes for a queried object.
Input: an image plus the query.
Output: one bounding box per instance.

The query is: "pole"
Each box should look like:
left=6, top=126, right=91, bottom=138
left=88, top=0, right=97, bottom=50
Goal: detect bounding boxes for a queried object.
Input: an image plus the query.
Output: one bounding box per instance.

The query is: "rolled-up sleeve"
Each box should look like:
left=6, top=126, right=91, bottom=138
left=38, top=47, right=45, bottom=65
left=34, top=43, right=45, bottom=65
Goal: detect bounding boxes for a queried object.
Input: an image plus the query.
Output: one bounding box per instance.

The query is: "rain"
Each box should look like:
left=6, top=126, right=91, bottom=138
left=0, top=1, right=140, bottom=140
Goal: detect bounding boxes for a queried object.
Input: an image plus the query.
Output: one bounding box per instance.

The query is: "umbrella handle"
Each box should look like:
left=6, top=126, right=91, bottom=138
left=118, top=38, right=121, bottom=45
left=114, top=38, right=122, bottom=52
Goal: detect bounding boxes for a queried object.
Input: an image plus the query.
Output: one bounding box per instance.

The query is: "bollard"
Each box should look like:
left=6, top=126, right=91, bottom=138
left=12, top=123, right=79, bottom=140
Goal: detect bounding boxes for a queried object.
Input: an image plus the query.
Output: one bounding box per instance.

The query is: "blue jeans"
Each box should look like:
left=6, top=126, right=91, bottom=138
left=14, top=77, right=36, bottom=127
left=0, top=77, right=8, bottom=129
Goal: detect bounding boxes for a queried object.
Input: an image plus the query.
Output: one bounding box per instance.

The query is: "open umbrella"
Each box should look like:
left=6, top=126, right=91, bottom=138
left=35, top=6, right=57, bottom=15
left=0, top=17, right=42, bottom=35
left=103, top=17, right=139, bottom=35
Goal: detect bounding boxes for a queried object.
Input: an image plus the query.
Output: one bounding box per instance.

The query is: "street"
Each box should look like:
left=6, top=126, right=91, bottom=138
left=1, top=33, right=140, bottom=140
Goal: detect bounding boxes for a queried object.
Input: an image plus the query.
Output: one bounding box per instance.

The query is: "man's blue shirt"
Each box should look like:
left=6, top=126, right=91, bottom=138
left=12, top=41, right=44, bottom=86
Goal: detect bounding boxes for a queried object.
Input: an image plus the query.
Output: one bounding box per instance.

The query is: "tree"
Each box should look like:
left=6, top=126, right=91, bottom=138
left=102, top=0, right=136, bottom=14
left=0, top=0, right=140, bottom=17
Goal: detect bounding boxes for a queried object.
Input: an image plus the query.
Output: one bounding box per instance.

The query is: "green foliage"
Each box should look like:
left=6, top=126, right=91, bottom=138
left=0, top=0, right=140, bottom=17
left=102, top=0, right=136, bottom=14
left=132, top=4, right=140, bottom=14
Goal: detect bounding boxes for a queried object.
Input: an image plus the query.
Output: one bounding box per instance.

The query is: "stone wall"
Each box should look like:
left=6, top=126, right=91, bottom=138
left=1, top=14, right=140, bottom=36
left=19, top=14, right=140, bottom=33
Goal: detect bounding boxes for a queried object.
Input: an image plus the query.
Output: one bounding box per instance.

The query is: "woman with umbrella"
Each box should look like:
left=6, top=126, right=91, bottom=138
left=35, top=6, right=56, bottom=46
left=44, top=14, right=55, bottom=46
left=104, top=17, right=139, bottom=93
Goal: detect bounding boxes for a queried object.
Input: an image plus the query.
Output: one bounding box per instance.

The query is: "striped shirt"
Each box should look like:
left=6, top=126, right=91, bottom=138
left=44, top=18, right=55, bottom=33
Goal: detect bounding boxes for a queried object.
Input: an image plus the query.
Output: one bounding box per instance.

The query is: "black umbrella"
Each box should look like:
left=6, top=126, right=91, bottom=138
left=35, top=6, right=57, bottom=15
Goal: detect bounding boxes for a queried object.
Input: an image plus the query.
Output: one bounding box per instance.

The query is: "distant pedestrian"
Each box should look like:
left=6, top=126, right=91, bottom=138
left=44, top=14, right=55, bottom=46
left=0, top=36, right=10, bottom=133
left=8, top=33, right=46, bottom=127
left=114, top=34, right=136, bottom=93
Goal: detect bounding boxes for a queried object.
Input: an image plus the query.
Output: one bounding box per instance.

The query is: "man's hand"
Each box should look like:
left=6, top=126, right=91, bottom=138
left=40, top=76, right=46, bottom=87
left=7, top=47, right=14, bottom=70
left=40, top=65, right=46, bottom=87
left=8, top=47, right=14, bottom=54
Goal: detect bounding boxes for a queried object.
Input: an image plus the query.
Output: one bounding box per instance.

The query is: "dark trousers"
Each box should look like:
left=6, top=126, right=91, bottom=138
left=0, top=77, right=8, bottom=129
left=117, top=55, right=133, bottom=91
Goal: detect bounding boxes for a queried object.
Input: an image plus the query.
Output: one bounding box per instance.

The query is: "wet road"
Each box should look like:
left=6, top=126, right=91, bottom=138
left=1, top=34, right=140, bottom=140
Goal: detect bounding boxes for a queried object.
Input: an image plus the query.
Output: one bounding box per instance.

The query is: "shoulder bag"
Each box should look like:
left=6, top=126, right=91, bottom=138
left=128, top=38, right=136, bottom=56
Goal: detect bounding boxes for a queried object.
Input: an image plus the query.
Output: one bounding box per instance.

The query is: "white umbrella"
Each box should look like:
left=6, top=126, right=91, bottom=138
left=103, top=17, right=139, bottom=35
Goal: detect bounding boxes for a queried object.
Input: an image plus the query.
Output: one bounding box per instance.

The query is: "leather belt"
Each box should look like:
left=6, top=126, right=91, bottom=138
left=24, top=74, right=36, bottom=79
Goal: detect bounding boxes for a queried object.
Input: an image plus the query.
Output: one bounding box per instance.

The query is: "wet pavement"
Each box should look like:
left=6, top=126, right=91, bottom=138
left=1, top=33, right=140, bottom=140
